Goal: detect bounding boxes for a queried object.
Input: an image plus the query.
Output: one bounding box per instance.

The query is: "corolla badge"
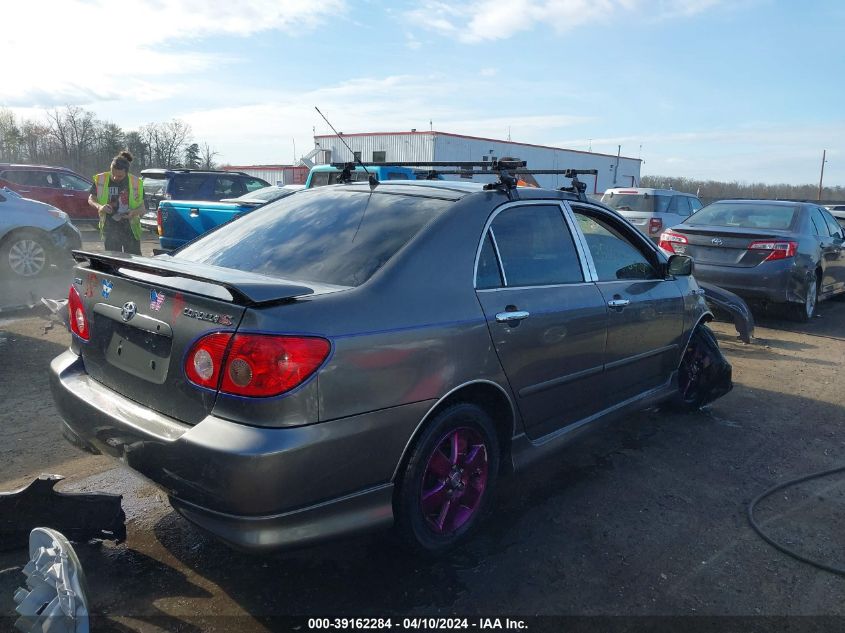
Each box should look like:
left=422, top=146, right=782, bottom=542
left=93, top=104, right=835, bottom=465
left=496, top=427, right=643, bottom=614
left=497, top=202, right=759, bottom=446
left=121, top=301, right=137, bottom=322
left=711, top=238, right=724, bottom=246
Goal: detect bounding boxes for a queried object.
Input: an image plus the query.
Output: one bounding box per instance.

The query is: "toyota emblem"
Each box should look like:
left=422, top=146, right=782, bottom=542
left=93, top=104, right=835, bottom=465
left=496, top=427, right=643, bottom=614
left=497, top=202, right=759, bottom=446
left=120, top=301, right=137, bottom=322
left=711, top=238, right=723, bottom=246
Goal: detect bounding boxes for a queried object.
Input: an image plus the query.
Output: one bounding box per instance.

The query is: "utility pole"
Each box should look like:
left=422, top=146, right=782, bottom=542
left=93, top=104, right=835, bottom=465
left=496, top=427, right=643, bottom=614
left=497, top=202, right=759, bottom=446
left=818, top=149, right=827, bottom=201
left=613, top=144, right=621, bottom=185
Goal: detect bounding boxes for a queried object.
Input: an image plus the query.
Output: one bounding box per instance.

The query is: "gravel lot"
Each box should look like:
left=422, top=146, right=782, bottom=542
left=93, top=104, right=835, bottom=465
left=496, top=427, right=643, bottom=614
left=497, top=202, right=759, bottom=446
left=1, top=228, right=843, bottom=631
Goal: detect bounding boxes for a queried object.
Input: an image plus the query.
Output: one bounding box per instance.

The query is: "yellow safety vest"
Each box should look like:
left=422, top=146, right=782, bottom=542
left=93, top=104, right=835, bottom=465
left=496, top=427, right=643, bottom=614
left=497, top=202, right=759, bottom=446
left=93, top=172, right=144, bottom=240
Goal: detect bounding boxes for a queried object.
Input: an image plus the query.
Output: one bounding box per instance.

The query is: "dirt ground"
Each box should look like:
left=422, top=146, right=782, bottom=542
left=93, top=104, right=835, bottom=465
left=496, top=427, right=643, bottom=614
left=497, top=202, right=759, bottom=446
left=1, top=229, right=844, bottom=631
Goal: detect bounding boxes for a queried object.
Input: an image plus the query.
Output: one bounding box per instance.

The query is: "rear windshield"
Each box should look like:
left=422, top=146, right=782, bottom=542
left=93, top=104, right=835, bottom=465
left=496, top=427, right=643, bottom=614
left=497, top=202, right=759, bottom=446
left=684, top=202, right=798, bottom=230
left=142, top=177, right=167, bottom=195
left=601, top=192, right=671, bottom=213
left=175, top=189, right=450, bottom=287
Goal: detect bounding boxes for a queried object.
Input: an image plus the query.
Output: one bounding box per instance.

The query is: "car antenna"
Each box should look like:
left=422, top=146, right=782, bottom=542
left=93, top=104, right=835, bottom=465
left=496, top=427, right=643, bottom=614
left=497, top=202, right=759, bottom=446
left=314, top=106, right=378, bottom=189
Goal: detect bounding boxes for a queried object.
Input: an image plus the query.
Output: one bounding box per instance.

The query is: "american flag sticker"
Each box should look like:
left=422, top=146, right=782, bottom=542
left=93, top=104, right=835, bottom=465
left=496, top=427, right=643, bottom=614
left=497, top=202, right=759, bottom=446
left=150, top=289, right=166, bottom=311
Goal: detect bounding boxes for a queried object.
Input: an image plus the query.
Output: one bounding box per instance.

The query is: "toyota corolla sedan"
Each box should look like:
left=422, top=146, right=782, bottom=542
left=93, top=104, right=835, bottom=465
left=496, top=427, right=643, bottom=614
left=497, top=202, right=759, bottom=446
left=660, top=200, right=845, bottom=322
left=50, top=180, right=731, bottom=553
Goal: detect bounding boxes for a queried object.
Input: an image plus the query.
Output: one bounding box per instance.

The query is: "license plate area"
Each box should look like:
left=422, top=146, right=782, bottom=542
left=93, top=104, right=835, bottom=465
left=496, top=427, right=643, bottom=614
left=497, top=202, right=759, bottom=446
left=103, top=323, right=172, bottom=384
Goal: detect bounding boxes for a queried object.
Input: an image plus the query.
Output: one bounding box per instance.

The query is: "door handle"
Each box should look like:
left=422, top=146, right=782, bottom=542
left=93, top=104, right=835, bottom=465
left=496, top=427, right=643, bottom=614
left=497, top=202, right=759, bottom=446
left=63, top=193, right=76, bottom=197
left=495, top=310, right=530, bottom=323
left=189, top=208, right=200, bottom=217
left=607, top=299, right=630, bottom=309
left=18, top=189, right=30, bottom=193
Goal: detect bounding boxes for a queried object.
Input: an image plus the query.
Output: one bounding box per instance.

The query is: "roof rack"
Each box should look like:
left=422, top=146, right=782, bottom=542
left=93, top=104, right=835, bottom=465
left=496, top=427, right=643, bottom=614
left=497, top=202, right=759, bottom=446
left=328, top=160, right=598, bottom=201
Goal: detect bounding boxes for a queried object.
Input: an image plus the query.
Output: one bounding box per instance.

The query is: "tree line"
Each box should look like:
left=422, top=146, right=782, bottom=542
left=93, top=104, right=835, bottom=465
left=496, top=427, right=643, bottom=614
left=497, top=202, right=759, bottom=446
left=0, top=106, right=219, bottom=179
left=641, top=175, right=844, bottom=204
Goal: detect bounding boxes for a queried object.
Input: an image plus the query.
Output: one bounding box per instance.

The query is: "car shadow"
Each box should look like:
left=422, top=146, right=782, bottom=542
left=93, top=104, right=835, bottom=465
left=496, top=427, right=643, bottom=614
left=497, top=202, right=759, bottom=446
left=142, top=385, right=845, bottom=620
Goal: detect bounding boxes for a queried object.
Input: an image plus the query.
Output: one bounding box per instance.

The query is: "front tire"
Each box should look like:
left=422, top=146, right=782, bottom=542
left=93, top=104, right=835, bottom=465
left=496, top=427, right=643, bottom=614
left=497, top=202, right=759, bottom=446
left=673, top=324, right=733, bottom=411
left=394, top=403, right=499, bottom=554
left=1, top=231, right=51, bottom=278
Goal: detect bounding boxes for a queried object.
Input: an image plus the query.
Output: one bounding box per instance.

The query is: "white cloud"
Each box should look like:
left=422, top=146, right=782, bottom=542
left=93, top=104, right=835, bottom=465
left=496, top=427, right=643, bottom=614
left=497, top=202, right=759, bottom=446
left=0, top=0, right=345, bottom=107
left=404, top=0, right=725, bottom=43
left=179, top=73, right=593, bottom=165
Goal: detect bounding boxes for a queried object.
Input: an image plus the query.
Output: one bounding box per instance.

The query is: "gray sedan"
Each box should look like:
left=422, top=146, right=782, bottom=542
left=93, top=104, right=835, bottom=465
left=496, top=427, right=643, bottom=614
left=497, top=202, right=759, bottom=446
left=50, top=180, right=731, bottom=553
left=660, top=200, right=845, bottom=321
left=0, top=187, right=82, bottom=278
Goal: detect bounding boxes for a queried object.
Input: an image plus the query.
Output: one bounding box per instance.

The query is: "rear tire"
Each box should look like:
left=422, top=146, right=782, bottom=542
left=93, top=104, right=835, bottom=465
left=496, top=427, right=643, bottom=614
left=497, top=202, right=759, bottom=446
left=394, top=403, right=499, bottom=555
left=787, top=277, right=818, bottom=323
left=0, top=230, right=51, bottom=278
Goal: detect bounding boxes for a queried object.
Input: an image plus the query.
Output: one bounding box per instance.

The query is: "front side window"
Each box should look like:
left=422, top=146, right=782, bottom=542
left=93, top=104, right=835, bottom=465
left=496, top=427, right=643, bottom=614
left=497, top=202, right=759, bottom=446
left=58, top=173, right=91, bottom=191
left=574, top=211, right=659, bottom=281
left=176, top=189, right=450, bottom=287
left=821, top=208, right=844, bottom=238
left=242, top=177, right=269, bottom=192
left=487, top=204, right=583, bottom=287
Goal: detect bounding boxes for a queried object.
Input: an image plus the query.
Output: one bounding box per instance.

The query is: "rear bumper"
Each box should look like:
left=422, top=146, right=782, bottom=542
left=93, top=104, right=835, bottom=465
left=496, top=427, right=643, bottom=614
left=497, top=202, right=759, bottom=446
left=692, top=259, right=806, bottom=304
left=50, top=350, right=427, bottom=550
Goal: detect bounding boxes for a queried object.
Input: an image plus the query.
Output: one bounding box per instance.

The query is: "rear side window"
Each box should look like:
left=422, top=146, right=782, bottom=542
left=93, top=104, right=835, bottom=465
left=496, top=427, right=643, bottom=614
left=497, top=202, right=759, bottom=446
left=685, top=203, right=797, bottom=230
left=171, top=174, right=207, bottom=198
left=669, top=195, right=692, bottom=216
left=175, top=189, right=450, bottom=287
left=476, top=233, right=503, bottom=289
left=487, top=204, right=583, bottom=287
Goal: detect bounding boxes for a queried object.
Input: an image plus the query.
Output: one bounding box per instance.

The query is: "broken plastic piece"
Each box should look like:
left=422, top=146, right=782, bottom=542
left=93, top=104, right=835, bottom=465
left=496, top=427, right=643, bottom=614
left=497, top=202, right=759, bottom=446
left=0, top=474, right=125, bottom=552
left=699, top=282, right=755, bottom=343
left=14, top=527, right=90, bottom=633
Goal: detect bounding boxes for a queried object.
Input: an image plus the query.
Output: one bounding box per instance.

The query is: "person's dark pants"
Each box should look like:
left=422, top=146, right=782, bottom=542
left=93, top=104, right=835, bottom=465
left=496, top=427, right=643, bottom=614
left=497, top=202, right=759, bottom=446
left=103, top=219, right=141, bottom=255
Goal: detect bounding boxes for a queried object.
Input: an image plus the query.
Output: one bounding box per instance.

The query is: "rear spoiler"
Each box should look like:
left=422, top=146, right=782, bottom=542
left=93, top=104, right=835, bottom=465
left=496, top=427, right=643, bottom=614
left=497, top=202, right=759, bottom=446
left=72, top=250, right=317, bottom=306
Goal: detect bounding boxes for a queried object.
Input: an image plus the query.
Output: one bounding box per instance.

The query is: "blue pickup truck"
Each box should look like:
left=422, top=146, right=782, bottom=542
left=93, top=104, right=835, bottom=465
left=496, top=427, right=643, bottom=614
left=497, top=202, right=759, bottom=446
left=156, top=185, right=301, bottom=250
left=156, top=165, right=419, bottom=250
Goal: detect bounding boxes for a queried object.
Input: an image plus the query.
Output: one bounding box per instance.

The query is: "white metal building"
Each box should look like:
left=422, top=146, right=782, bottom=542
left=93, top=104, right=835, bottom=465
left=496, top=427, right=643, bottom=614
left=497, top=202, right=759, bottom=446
left=223, top=165, right=309, bottom=186
left=312, top=131, right=641, bottom=194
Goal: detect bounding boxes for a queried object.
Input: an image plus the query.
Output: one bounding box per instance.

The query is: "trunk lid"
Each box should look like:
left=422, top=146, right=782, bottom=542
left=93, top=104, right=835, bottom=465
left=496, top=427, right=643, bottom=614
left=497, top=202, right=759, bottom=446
left=73, top=251, right=317, bottom=424
left=669, top=225, right=794, bottom=268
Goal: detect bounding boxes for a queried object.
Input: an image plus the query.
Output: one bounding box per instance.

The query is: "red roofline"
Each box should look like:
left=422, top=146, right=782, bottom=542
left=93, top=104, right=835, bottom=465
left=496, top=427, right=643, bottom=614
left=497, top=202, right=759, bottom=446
left=313, top=130, right=641, bottom=162
left=223, top=164, right=304, bottom=170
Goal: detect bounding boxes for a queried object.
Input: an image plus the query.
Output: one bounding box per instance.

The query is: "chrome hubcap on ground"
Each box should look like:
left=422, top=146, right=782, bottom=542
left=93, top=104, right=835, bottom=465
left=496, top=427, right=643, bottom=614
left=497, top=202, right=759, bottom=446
left=420, top=427, right=488, bottom=535
left=8, top=239, right=46, bottom=276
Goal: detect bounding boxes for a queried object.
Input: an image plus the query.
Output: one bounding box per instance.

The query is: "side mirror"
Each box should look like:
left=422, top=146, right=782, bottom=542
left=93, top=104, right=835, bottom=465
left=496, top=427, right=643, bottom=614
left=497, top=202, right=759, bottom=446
left=667, top=254, right=694, bottom=277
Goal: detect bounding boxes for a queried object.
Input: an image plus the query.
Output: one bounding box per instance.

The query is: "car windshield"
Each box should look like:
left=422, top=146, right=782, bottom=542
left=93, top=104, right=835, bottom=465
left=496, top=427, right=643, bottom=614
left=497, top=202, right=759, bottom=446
left=142, top=177, right=167, bottom=195
left=601, top=192, right=671, bottom=213
left=175, top=188, right=450, bottom=287
left=684, top=202, right=798, bottom=230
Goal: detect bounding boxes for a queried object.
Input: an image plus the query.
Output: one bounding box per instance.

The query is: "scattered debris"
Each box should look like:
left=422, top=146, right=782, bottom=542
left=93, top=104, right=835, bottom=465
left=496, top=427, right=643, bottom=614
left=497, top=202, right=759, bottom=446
left=13, top=527, right=90, bottom=633
left=0, top=474, right=125, bottom=552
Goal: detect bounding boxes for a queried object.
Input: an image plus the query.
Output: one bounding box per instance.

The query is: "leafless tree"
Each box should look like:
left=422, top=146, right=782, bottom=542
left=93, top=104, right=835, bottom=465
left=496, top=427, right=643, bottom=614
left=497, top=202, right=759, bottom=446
left=200, top=142, right=219, bottom=169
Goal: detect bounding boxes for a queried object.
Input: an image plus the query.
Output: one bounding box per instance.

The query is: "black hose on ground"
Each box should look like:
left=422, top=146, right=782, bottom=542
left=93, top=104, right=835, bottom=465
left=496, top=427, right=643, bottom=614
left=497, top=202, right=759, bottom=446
left=747, top=465, right=845, bottom=577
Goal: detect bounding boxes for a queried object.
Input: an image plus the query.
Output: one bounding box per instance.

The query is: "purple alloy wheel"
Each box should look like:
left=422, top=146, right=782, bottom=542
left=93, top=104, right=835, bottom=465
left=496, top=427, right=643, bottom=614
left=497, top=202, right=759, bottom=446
left=420, top=426, right=489, bottom=535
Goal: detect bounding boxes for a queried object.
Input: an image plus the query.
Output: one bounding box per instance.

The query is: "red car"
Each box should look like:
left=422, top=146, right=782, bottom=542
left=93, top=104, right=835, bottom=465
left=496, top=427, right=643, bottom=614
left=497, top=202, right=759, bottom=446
left=0, top=164, right=94, bottom=220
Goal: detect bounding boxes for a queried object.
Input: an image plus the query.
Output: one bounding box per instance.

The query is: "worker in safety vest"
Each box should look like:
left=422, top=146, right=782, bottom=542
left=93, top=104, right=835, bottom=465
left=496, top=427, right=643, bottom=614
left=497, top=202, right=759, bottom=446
left=88, top=150, right=144, bottom=254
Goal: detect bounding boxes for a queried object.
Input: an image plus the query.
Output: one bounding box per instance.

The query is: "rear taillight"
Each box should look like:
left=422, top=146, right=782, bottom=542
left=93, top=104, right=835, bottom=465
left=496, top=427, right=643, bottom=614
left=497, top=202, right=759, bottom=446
left=748, top=240, right=798, bottom=261
left=659, top=230, right=688, bottom=253
left=185, top=333, right=330, bottom=397
left=184, top=332, right=233, bottom=390
left=68, top=285, right=89, bottom=340
left=648, top=217, right=663, bottom=235
left=156, top=206, right=163, bottom=237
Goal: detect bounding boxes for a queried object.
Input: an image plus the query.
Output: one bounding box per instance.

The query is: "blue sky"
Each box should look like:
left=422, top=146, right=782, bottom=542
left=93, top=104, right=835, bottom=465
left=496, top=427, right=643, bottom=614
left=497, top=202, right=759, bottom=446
left=3, top=0, right=843, bottom=185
